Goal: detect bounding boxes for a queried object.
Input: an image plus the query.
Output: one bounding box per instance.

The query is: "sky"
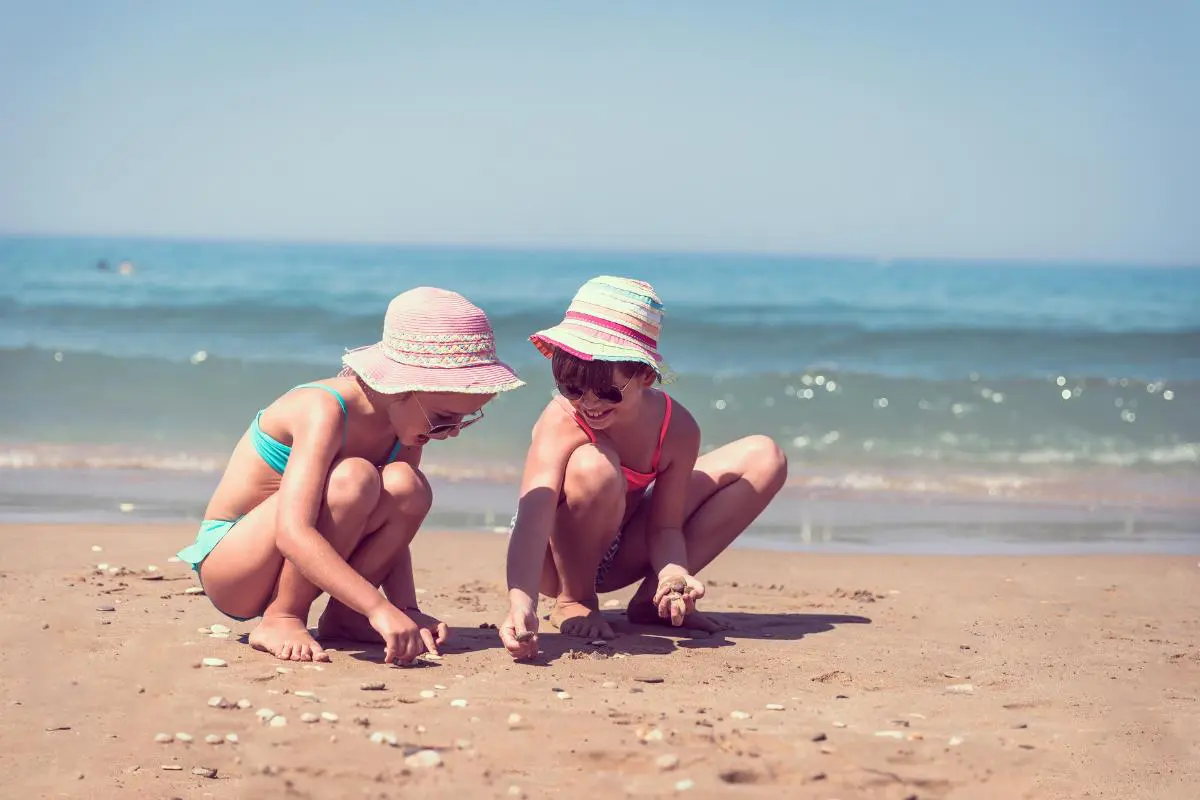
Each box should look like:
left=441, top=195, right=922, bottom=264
left=1, top=1, right=1197, bottom=263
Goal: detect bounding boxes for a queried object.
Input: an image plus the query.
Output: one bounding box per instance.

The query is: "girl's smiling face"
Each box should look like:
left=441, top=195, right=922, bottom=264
left=551, top=350, right=656, bottom=431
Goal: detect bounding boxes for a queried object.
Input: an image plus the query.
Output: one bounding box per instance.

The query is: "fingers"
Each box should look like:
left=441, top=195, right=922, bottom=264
left=383, top=639, right=397, bottom=666
left=435, top=622, right=450, bottom=645
left=419, top=627, right=439, bottom=657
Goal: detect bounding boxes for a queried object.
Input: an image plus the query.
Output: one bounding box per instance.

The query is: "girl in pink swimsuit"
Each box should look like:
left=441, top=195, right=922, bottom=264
left=500, top=276, right=789, bottom=658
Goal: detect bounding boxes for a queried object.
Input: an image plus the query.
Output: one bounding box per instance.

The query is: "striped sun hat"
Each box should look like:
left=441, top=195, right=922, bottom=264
left=529, top=276, right=667, bottom=375
left=342, top=287, right=525, bottom=394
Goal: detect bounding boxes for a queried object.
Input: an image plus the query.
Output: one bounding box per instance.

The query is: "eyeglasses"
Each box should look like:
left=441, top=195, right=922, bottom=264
left=556, top=373, right=637, bottom=405
left=414, top=395, right=484, bottom=436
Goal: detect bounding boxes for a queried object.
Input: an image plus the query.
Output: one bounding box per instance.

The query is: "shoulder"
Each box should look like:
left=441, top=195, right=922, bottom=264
left=662, top=394, right=701, bottom=453
left=527, top=397, right=590, bottom=458
left=271, top=380, right=346, bottom=437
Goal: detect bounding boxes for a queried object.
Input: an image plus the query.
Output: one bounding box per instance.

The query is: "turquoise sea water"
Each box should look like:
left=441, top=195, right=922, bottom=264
left=2, top=235, right=1197, bottom=551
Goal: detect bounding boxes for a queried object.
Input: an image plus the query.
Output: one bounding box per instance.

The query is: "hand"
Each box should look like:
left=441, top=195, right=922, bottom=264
left=405, top=607, right=450, bottom=655
left=652, top=573, right=705, bottom=626
left=367, top=603, right=427, bottom=666
left=499, top=602, right=539, bottom=661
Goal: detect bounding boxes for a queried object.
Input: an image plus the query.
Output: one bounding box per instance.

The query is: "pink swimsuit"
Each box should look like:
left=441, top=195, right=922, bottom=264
left=573, top=393, right=673, bottom=491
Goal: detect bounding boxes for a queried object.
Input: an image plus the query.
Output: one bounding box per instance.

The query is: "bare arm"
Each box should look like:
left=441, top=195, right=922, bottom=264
left=506, top=407, right=579, bottom=611
left=645, top=407, right=702, bottom=579
left=273, top=399, right=388, bottom=618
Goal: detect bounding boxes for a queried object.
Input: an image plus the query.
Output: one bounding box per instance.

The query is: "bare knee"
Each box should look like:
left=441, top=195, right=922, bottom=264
left=325, top=457, right=382, bottom=516
left=562, top=444, right=626, bottom=518
left=741, top=435, right=788, bottom=495
left=379, top=461, right=433, bottom=520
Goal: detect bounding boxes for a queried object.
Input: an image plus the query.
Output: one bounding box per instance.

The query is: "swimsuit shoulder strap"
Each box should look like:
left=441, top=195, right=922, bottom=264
left=650, top=393, right=673, bottom=471
left=292, top=383, right=349, bottom=443
left=383, top=438, right=404, bottom=465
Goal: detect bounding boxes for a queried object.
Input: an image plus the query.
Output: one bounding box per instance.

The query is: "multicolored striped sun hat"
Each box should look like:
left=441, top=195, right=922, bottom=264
left=343, top=287, right=525, bottom=394
left=529, top=276, right=667, bottom=375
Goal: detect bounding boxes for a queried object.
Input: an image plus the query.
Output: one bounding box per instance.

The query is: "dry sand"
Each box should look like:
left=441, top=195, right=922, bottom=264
left=1, top=523, right=1197, bottom=799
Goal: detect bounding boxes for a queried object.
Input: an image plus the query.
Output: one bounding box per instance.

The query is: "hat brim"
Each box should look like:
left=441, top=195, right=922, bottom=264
left=530, top=326, right=664, bottom=375
left=342, top=343, right=525, bottom=394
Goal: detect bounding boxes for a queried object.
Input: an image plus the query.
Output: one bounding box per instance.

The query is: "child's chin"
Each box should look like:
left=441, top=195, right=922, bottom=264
left=578, top=407, right=616, bottom=427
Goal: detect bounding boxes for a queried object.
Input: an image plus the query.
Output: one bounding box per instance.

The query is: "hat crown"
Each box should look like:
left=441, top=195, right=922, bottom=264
left=380, top=287, right=499, bottom=368
left=564, top=276, right=664, bottom=348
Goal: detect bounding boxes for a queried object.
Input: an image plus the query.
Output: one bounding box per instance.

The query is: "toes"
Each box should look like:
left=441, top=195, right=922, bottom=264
left=298, top=644, right=312, bottom=662
left=278, top=642, right=293, bottom=661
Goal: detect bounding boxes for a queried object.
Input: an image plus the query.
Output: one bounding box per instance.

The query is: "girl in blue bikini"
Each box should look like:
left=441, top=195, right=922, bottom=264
left=177, top=288, right=523, bottom=665
left=499, top=277, right=788, bottom=660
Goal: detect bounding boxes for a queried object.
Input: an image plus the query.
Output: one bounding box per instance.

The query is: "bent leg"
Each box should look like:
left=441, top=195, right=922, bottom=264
left=546, top=443, right=627, bottom=639
left=198, top=457, right=382, bottom=661
left=600, top=435, right=788, bottom=631
left=316, top=461, right=434, bottom=643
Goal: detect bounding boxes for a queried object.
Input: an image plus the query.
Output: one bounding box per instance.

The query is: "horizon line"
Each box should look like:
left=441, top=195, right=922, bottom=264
left=2, top=229, right=1197, bottom=270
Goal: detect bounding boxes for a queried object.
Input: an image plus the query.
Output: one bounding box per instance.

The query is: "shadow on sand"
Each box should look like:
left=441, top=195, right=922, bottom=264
left=313, top=610, right=872, bottom=667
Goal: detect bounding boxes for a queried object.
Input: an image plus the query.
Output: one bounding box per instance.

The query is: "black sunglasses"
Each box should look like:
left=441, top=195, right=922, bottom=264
left=556, top=373, right=637, bottom=405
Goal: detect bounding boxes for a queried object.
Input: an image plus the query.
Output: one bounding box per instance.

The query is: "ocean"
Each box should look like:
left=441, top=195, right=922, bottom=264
left=2, top=235, right=1197, bottom=553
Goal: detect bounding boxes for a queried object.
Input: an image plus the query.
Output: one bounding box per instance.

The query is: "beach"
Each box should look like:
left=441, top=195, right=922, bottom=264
left=3, top=523, right=1197, bottom=799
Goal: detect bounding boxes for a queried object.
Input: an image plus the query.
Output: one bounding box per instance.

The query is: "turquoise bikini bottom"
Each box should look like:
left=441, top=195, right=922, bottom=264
left=176, top=518, right=257, bottom=623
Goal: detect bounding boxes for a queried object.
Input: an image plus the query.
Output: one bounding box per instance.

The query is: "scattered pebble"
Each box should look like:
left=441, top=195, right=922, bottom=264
left=450, top=698, right=469, bottom=708
left=419, top=690, right=437, bottom=699
left=765, top=703, right=785, bottom=711
left=832, top=722, right=846, bottom=728
left=730, top=710, right=751, bottom=720
left=154, top=733, right=173, bottom=743
left=192, top=766, right=218, bottom=778
left=433, top=683, right=448, bottom=690
left=603, top=599, right=621, bottom=608
left=507, top=786, right=524, bottom=798
left=207, top=696, right=229, bottom=709
left=141, top=573, right=164, bottom=581
left=602, top=681, right=618, bottom=689
left=255, top=708, right=277, bottom=722
left=635, top=676, right=665, bottom=684
left=589, top=640, right=607, bottom=646
left=91, top=545, right=103, bottom=552
left=507, top=713, right=523, bottom=728
left=948, top=735, right=965, bottom=747
left=320, top=711, right=338, bottom=722
left=167, top=556, right=181, bottom=563
left=369, top=731, right=399, bottom=747
left=674, top=778, right=695, bottom=792
left=300, top=712, right=319, bottom=724
left=360, top=681, right=386, bottom=691
left=404, top=749, right=443, bottom=769
left=294, top=691, right=317, bottom=699
left=96, top=605, right=115, bottom=613
left=946, top=683, right=975, bottom=694
left=174, top=732, right=193, bottom=743
left=204, top=734, right=222, bottom=745
left=184, top=587, right=205, bottom=595
left=811, top=732, right=828, bottom=742
left=225, top=733, right=239, bottom=744
left=201, top=658, right=227, bottom=668
left=637, top=727, right=665, bottom=743
left=874, top=730, right=905, bottom=739
left=275, top=667, right=291, bottom=674
left=555, top=691, right=572, bottom=700
left=209, top=624, right=231, bottom=635
left=236, top=699, right=252, bottom=709
left=302, top=665, right=324, bottom=671
left=454, top=738, right=472, bottom=750
left=656, top=753, right=680, bottom=771
left=160, top=765, right=182, bottom=771
left=269, top=715, right=288, bottom=728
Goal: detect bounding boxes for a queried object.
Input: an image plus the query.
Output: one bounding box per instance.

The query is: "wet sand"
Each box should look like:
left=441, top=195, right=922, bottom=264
left=2, top=523, right=1197, bottom=799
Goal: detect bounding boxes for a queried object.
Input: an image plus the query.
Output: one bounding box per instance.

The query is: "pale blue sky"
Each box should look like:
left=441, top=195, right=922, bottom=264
left=1, top=1, right=1197, bottom=262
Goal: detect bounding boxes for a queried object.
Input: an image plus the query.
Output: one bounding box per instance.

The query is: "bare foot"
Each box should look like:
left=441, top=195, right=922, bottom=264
left=549, top=598, right=616, bottom=639
left=248, top=614, right=330, bottom=662
left=316, top=599, right=381, bottom=644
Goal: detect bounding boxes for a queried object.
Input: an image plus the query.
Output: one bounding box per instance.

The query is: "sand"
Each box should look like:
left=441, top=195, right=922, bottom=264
left=1, top=523, right=1197, bottom=799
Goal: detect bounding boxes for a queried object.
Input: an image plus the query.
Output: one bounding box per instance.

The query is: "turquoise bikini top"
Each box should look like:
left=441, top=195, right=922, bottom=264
left=250, top=383, right=404, bottom=474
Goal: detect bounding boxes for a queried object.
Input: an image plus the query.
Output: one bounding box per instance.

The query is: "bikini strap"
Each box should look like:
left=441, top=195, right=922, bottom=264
left=292, top=383, right=349, bottom=443
left=650, top=393, right=673, bottom=470
left=383, top=438, right=404, bottom=464
left=572, top=412, right=599, bottom=444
